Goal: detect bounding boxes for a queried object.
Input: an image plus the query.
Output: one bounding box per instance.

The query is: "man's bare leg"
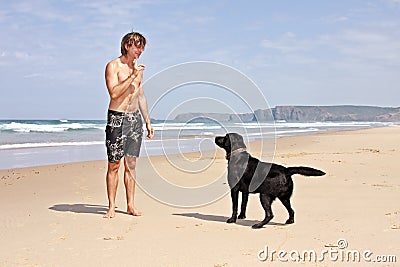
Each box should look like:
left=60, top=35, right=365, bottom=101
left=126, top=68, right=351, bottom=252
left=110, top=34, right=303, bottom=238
left=124, top=157, right=142, bottom=216
left=104, top=161, right=121, bottom=218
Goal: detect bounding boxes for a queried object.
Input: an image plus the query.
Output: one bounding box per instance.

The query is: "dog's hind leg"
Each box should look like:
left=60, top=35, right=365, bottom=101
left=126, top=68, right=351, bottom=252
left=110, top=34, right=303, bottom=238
left=227, top=188, right=240, bottom=223
left=252, top=193, right=274, bottom=229
left=279, top=196, right=295, bottom=224
left=238, top=192, right=249, bottom=219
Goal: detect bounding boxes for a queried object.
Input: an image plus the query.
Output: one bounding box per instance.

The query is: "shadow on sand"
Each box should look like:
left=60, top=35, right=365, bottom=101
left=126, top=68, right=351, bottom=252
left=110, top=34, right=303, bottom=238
left=49, top=203, right=126, bottom=216
left=172, top=212, right=286, bottom=228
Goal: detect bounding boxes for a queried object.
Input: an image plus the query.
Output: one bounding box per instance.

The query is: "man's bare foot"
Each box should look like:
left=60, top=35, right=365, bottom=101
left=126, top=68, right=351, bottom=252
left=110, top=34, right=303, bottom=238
left=103, top=208, right=116, bottom=218
left=127, top=207, right=142, bottom=216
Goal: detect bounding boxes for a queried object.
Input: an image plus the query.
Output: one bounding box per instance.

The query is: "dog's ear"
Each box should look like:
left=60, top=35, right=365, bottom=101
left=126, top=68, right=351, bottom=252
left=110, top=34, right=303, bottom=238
left=223, top=134, right=231, bottom=150
left=229, top=133, right=246, bottom=151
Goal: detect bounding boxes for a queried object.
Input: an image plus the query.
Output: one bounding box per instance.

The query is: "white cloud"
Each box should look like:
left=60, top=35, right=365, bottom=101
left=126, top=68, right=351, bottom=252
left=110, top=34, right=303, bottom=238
left=23, top=73, right=45, bottom=78
left=260, top=33, right=314, bottom=53
left=260, top=26, right=400, bottom=69
left=318, top=30, right=400, bottom=67
left=14, top=51, right=30, bottom=60
left=383, top=0, right=400, bottom=7
left=10, top=1, right=77, bottom=23
left=323, top=15, right=349, bottom=24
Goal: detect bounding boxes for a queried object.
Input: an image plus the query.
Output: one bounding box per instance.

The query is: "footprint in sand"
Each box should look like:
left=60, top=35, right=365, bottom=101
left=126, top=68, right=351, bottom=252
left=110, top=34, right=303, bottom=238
left=103, top=236, right=124, bottom=241
left=385, top=211, right=400, bottom=229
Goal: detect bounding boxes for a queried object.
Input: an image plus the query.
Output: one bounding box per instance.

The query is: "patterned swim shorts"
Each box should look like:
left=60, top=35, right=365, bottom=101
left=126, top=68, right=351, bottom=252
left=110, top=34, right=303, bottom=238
left=105, top=109, right=143, bottom=162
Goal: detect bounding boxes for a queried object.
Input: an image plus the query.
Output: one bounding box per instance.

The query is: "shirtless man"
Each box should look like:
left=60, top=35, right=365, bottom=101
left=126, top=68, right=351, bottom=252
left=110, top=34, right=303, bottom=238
left=103, top=32, right=154, bottom=218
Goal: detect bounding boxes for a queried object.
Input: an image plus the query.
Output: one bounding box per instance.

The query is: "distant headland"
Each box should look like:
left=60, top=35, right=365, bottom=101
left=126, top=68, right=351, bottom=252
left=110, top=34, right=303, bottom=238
left=171, top=105, right=400, bottom=123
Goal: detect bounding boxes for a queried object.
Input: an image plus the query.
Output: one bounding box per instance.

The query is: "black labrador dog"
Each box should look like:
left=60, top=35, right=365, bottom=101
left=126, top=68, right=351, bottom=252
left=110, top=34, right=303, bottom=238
left=215, top=133, right=325, bottom=229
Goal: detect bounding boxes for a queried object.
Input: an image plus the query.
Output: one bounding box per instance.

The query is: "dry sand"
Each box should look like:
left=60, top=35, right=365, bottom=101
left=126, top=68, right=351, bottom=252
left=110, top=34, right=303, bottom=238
left=0, top=127, right=399, bottom=267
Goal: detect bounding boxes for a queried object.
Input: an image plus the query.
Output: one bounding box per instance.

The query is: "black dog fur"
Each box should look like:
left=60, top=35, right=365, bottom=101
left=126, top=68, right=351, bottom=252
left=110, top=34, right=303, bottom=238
left=215, top=133, right=326, bottom=229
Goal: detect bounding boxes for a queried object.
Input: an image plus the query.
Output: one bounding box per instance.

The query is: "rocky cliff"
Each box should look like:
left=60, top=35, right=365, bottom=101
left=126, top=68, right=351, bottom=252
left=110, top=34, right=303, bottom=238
left=173, top=105, right=400, bottom=122
left=272, top=105, right=400, bottom=122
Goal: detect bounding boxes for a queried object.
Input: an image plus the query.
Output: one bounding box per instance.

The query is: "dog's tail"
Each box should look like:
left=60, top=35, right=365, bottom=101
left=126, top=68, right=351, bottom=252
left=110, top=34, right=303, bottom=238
left=286, top=167, right=326, bottom=177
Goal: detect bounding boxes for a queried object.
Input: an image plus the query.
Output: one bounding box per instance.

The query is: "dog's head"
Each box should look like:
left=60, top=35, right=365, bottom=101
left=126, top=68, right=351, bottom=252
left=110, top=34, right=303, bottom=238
left=215, top=133, right=247, bottom=154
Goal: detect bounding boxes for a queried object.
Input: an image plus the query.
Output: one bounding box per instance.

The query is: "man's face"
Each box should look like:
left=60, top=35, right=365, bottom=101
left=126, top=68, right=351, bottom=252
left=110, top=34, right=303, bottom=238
left=128, top=44, right=144, bottom=59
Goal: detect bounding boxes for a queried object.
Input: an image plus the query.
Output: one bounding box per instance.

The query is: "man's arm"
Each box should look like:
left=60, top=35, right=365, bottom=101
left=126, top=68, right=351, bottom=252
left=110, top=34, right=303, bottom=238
left=138, top=86, right=154, bottom=139
left=105, top=61, right=135, bottom=99
left=105, top=60, right=144, bottom=100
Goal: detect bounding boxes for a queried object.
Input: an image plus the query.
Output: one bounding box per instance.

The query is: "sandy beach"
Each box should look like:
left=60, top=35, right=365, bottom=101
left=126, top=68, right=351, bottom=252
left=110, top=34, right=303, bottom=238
left=0, top=126, right=399, bottom=267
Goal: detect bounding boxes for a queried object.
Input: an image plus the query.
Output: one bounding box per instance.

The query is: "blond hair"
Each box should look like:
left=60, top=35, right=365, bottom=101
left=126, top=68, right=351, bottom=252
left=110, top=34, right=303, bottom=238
left=121, top=32, right=146, bottom=55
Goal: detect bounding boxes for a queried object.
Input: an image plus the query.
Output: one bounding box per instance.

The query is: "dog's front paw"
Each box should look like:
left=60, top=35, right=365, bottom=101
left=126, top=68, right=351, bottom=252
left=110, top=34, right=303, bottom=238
left=226, top=217, right=236, bottom=223
left=238, top=213, right=246, bottom=219
left=285, top=218, right=294, bottom=224
left=251, top=223, right=264, bottom=229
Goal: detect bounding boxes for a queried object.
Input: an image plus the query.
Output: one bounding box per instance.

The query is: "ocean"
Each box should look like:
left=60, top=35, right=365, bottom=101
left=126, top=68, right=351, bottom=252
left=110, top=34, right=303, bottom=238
left=0, top=119, right=396, bottom=170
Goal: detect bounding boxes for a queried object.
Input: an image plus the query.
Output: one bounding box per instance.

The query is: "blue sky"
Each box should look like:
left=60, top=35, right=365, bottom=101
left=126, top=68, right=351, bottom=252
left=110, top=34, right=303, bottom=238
left=1, top=0, right=399, bottom=119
